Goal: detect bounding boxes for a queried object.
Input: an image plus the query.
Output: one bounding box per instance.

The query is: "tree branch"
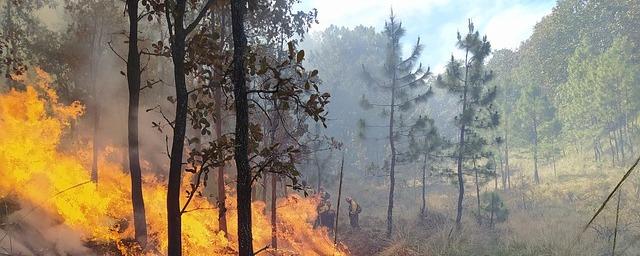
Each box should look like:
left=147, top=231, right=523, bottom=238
left=185, top=0, right=217, bottom=35
left=108, top=41, right=127, bottom=63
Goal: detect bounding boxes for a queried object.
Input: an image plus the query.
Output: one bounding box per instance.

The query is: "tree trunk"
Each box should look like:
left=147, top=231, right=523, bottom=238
left=499, top=155, right=505, bottom=190
left=315, top=156, right=322, bottom=192
left=386, top=67, right=397, bottom=238
left=552, top=155, right=557, bottom=178
left=474, top=160, right=480, bottom=225
left=3, top=0, right=15, bottom=87
left=126, top=0, right=148, bottom=246
left=167, top=1, right=190, bottom=254
left=231, top=0, right=253, bottom=254
left=531, top=117, right=538, bottom=180
left=214, top=79, right=227, bottom=236
left=421, top=153, right=427, bottom=217
left=210, top=10, right=228, bottom=237
left=594, top=141, right=599, bottom=162
left=262, top=176, right=267, bottom=201
left=455, top=48, right=470, bottom=227
left=504, top=113, right=511, bottom=190
left=271, top=173, right=277, bottom=250
left=609, top=133, right=616, bottom=166
left=90, top=34, right=100, bottom=183
left=625, top=117, right=634, bottom=155
left=618, top=128, right=625, bottom=162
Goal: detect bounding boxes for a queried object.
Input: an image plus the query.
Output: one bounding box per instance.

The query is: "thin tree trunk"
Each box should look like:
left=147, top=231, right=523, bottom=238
left=334, top=154, right=345, bottom=244
left=505, top=115, right=511, bottom=190
left=612, top=191, right=621, bottom=256
left=3, top=0, right=15, bottom=87
left=262, top=176, right=267, bottom=201
left=126, top=0, right=148, bottom=246
left=231, top=0, right=253, bottom=254
left=499, top=155, right=505, bottom=190
left=490, top=163, right=497, bottom=228
left=474, top=160, right=481, bottom=225
left=552, top=155, right=557, bottom=178
left=455, top=48, right=470, bottom=227
left=594, top=141, right=599, bottom=162
left=90, top=22, right=101, bottom=183
left=271, top=173, right=277, bottom=250
left=618, top=128, right=625, bottom=162
left=533, top=116, right=540, bottom=184
left=386, top=61, right=397, bottom=238
left=610, top=133, right=616, bottom=166
left=625, top=117, right=634, bottom=155
left=421, top=153, right=427, bottom=217
left=212, top=10, right=228, bottom=237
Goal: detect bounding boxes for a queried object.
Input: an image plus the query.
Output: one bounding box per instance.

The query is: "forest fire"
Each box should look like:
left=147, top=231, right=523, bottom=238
left=0, top=70, right=347, bottom=255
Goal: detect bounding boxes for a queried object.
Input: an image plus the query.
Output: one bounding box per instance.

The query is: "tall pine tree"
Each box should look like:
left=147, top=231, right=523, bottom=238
left=436, top=19, right=498, bottom=227
left=360, top=11, right=431, bottom=237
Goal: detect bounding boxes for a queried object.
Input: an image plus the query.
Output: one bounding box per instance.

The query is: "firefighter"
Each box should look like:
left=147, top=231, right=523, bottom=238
left=345, top=196, right=361, bottom=229
left=314, top=188, right=334, bottom=229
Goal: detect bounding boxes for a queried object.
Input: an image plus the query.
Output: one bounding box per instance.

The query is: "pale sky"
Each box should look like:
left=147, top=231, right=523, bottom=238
left=300, top=0, right=556, bottom=71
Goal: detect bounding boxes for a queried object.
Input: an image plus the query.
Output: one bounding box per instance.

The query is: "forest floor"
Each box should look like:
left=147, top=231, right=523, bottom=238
left=338, top=151, right=640, bottom=256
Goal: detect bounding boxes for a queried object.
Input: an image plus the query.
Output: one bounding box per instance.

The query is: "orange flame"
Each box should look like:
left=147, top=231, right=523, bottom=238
left=0, top=69, right=348, bottom=255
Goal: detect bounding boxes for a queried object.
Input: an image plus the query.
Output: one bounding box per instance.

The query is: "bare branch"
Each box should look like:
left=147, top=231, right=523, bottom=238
left=185, top=0, right=217, bottom=35
left=108, top=41, right=127, bottom=63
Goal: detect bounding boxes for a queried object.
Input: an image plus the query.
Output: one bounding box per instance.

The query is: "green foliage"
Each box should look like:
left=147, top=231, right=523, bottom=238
left=436, top=19, right=498, bottom=174
left=481, top=192, right=508, bottom=223
left=557, top=37, right=639, bottom=146
left=358, top=11, right=433, bottom=169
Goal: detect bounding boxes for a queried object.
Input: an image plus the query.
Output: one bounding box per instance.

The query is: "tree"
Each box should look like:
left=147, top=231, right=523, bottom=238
left=125, top=0, right=148, bottom=246
left=487, top=49, right=519, bottom=190
left=557, top=37, right=640, bottom=166
left=360, top=11, right=431, bottom=237
left=163, top=0, right=215, bottom=254
left=1, top=0, right=53, bottom=85
left=230, top=0, right=252, bottom=254
left=514, top=83, right=555, bottom=184
left=407, top=117, right=446, bottom=217
left=304, top=25, right=386, bottom=178
left=436, top=19, right=497, bottom=227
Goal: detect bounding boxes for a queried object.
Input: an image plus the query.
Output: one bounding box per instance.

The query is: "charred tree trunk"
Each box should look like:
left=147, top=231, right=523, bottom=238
left=126, top=0, right=148, bottom=246
left=231, top=0, right=253, bottom=254
left=90, top=28, right=100, bottom=183
left=166, top=1, right=190, bottom=254
left=271, top=173, right=277, bottom=250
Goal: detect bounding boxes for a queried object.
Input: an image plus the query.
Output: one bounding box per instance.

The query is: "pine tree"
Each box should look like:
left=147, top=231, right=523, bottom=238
left=436, top=19, right=498, bottom=227
left=514, top=83, right=555, bottom=184
left=360, top=11, right=431, bottom=237
left=407, top=116, right=447, bottom=217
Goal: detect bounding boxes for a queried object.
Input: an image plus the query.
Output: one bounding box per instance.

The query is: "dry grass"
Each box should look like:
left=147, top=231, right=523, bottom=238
left=340, top=149, right=640, bottom=255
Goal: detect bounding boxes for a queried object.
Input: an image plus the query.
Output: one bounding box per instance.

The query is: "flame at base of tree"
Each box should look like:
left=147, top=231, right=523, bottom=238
left=0, top=69, right=348, bottom=255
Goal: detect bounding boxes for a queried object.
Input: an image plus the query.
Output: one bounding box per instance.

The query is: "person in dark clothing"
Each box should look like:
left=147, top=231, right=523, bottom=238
left=346, top=196, right=361, bottom=229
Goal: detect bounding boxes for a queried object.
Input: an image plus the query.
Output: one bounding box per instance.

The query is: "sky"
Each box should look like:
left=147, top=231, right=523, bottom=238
left=300, top=0, right=557, bottom=71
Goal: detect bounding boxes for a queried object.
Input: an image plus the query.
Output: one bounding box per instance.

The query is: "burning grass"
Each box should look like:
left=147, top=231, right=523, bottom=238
left=0, top=69, right=347, bottom=255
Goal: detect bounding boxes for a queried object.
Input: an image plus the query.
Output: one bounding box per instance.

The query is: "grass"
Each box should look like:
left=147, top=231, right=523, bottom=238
left=340, top=149, right=640, bottom=255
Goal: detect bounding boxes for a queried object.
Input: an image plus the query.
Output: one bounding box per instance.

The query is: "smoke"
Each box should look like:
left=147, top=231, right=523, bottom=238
left=2, top=201, right=93, bottom=255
